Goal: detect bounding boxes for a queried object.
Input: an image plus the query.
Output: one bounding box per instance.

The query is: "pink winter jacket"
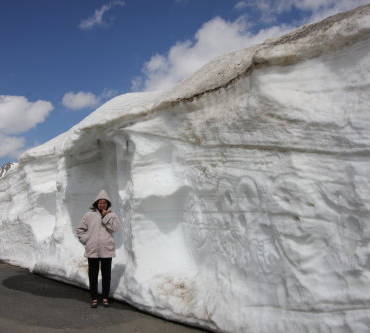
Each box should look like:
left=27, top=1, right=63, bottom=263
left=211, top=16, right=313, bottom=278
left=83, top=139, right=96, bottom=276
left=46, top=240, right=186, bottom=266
left=75, top=191, right=120, bottom=258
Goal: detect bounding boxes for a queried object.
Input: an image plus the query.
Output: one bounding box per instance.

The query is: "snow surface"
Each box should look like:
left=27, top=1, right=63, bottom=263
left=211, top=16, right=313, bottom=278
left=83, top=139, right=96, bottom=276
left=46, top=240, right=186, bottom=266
left=1, top=4, right=370, bottom=332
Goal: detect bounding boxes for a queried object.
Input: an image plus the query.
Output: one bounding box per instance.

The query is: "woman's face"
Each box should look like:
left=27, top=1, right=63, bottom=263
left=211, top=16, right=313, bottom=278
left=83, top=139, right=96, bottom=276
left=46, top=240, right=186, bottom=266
left=97, top=199, right=108, bottom=211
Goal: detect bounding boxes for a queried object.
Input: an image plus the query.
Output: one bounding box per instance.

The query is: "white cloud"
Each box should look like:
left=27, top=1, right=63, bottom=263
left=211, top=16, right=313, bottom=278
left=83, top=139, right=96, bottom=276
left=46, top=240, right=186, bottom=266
left=132, top=0, right=368, bottom=92
left=290, top=0, right=367, bottom=12
left=145, top=54, right=168, bottom=72
left=234, top=1, right=248, bottom=10
left=0, top=95, right=54, bottom=134
left=0, top=134, right=25, bottom=159
left=0, top=95, right=53, bottom=160
left=245, top=0, right=370, bottom=24
left=79, top=1, right=125, bottom=30
left=61, top=89, right=119, bottom=111
left=133, top=16, right=293, bottom=92
left=303, top=0, right=370, bottom=24
left=100, top=88, right=119, bottom=100
left=62, top=91, right=100, bottom=110
left=130, top=76, right=143, bottom=92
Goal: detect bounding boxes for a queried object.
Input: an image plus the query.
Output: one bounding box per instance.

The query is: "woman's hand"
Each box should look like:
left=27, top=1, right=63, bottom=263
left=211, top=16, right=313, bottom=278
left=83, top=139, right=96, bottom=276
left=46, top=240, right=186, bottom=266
left=100, top=209, right=111, bottom=217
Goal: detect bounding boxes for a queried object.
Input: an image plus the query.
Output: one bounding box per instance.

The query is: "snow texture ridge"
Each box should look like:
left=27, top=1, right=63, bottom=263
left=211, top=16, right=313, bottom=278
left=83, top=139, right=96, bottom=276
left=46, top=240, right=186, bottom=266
left=1, top=4, right=370, bottom=332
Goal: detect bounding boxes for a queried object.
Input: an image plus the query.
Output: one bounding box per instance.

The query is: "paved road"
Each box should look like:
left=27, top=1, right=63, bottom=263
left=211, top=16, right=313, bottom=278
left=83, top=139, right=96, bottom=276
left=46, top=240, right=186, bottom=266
left=0, top=261, right=207, bottom=333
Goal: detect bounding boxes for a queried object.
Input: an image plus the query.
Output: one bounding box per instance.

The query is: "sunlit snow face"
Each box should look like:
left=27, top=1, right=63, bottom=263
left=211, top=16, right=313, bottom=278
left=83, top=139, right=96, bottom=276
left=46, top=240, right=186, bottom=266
left=97, top=199, right=108, bottom=211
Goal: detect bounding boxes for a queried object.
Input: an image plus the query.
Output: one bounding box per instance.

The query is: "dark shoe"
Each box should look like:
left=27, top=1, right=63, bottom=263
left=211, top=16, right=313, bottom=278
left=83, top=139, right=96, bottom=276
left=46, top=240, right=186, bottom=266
left=90, top=299, right=98, bottom=308
left=102, top=298, right=110, bottom=307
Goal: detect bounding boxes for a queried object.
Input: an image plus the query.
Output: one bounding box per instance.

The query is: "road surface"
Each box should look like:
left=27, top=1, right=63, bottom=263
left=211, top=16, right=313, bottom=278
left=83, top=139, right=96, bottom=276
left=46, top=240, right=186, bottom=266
left=0, top=261, right=207, bottom=333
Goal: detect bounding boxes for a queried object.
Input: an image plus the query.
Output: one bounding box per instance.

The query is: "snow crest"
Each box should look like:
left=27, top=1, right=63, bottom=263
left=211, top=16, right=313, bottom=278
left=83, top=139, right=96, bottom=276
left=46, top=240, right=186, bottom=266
left=1, top=5, right=370, bottom=333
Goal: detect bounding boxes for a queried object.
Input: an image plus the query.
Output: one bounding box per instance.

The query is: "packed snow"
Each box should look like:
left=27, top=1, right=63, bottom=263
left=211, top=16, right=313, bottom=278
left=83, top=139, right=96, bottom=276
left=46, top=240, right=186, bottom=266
left=1, top=4, right=370, bottom=332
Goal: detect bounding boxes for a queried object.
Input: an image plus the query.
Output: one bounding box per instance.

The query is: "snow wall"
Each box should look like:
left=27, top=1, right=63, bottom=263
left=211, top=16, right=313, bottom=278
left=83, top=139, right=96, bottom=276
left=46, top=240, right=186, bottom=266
left=1, top=5, right=370, bottom=333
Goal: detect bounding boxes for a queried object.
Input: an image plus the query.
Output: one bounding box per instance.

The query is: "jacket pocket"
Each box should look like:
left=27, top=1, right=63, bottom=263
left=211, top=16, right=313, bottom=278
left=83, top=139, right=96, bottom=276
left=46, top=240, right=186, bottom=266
left=85, top=239, right=96, bottom=255
left=104, top=238, right=115, bottom=251
left=80, top=234, right=88, bottom=245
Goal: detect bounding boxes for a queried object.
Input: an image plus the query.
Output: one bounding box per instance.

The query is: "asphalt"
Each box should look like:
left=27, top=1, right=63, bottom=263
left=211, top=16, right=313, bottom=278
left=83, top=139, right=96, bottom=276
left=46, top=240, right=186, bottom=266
left=0, top=261, right=207, bottom=333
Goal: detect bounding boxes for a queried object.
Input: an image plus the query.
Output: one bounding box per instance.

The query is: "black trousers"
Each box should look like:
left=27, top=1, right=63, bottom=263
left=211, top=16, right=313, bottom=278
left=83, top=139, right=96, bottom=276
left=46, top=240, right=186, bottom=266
left=87, top=257, right=112, bottom=300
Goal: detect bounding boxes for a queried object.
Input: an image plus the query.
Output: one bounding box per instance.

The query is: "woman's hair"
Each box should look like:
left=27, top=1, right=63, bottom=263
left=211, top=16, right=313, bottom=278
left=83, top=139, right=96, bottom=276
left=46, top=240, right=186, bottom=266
left=90, top=199, right=112, bottom=211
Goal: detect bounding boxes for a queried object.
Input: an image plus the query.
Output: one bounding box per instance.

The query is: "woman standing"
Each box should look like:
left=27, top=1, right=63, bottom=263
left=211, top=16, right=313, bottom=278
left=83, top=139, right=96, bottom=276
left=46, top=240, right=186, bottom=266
left=75, top=190, right=120, bottom=308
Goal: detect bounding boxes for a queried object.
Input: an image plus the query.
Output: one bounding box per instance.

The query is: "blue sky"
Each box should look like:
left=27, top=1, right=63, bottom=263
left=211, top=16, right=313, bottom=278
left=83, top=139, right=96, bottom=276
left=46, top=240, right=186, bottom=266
left=0, top=0, right=368, bottom=166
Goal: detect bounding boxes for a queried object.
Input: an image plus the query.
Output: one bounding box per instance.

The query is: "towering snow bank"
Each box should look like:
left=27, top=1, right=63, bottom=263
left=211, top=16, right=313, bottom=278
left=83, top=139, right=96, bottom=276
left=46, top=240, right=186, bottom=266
left=1, top=5, right=370, bottom=332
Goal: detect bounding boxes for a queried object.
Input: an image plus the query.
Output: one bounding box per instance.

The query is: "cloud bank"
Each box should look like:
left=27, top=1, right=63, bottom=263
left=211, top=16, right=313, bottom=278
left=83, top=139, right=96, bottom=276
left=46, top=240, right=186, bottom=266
left=0, top=134, right=25, bottom=159
left=133, top=0, right=368, bottom=92
left=132, top=16, right=293, bottom=91
left=61, top=89, right=118, bottom=111
left=245, top=0, right=370, bottom=24
left=62, top=91, right=100, bottom=110
left=0, top=95, right=54, bottom=159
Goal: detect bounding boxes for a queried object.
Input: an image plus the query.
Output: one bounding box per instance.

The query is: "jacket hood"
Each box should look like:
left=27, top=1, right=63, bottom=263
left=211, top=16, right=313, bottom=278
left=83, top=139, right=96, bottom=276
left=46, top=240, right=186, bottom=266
left=94, top=190, right=112, bottom=205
